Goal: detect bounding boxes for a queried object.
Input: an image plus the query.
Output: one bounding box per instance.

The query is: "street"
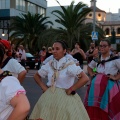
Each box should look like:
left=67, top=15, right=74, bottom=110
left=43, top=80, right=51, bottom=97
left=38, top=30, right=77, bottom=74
left=22, top=65, right=88, bottom=115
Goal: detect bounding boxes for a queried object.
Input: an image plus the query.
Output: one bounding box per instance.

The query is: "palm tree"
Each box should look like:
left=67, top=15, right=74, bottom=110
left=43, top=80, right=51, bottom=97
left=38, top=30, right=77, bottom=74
left=51, top=1, right=91, bottom=48
left=10, top=12, right=53, bottom=52
left=51, top=1, right=104, bottom=50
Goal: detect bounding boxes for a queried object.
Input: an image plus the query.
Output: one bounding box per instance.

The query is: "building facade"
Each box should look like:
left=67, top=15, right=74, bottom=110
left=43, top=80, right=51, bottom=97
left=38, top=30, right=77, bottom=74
left=106, top=9, right=120, bottom=21
left=0, top=0, right=47, bottom=40
left=85, top=0, right=120, bottom=50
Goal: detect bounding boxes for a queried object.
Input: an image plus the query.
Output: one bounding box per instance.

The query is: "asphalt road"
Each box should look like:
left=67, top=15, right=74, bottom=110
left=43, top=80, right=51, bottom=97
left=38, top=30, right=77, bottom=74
left=22, top=65, right=88, bottom=115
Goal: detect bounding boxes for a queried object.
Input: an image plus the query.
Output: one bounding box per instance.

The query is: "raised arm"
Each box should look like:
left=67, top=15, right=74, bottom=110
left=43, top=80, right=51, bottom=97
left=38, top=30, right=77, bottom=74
left=79, top=49, right=86, bottom=60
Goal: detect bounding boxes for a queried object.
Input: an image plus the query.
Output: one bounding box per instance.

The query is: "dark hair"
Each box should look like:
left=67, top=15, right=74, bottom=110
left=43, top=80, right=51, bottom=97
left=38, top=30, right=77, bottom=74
left=100, top=39, right=111, bottom=46
left=0, top=44, right=5, bottom=67
left=55, top=40, right=68, bottom=50
left=75, top=42, right=80, bottom=47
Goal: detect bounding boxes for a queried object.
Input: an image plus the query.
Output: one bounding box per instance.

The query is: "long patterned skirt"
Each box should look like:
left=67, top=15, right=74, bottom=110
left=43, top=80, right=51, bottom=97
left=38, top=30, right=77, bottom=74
left=84, top=73, right=120, bottom=120
left=29, top=87, right=90, bottom=120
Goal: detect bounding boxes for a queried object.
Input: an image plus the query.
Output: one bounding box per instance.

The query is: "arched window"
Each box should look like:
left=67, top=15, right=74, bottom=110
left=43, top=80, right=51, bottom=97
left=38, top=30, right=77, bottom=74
left=89, top=13, right=92, bottom=17
left=105, top=28, right=110, bottom=35
left=117, top=28, right=120, bottom=34
left=98, top=13, right=101, bottom=17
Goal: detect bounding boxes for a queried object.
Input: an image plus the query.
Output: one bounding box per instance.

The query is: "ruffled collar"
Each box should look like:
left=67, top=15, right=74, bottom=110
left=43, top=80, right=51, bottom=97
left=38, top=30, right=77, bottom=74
left=52, top=57, right=67, bottom=70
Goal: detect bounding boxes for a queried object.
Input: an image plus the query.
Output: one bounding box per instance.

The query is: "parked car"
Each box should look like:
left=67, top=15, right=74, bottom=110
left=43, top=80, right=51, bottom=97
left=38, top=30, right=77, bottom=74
left=26, top=53, right=38, bottom=69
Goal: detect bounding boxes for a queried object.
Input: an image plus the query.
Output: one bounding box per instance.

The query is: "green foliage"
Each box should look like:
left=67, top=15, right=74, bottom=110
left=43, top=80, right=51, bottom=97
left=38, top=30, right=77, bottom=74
left=10, top=1, right=105, bottom=53
left=10, top=12, right=53, bottom=53
left=51, top=1, right=91, bottom=48
left=49, top=1, right=105, bottom=50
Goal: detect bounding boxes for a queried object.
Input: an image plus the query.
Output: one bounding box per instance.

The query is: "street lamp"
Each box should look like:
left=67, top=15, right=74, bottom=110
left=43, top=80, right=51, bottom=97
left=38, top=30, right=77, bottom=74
left=0, top=20, right=10, bottom=40
left=105, top=35, right=109, bottom=38
left=2, top=28, right=5, bottom=36
left=7, top=23, right=9, bottom=40
left=93, top=0, right=96, bottom=32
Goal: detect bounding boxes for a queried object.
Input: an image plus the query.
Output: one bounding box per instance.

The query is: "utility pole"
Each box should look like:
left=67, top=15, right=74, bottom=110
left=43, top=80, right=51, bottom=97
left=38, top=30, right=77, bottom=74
left=93, top=0, right=96, bottom=32
left=91, top=0, right=98, bottom=43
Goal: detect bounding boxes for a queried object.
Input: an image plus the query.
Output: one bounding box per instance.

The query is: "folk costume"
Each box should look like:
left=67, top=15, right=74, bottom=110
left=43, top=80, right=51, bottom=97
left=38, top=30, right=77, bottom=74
left=30, top=57, right=90, bottom=120
left=84, top=55, right=120, bottom=120
left=0, top=71, right=26, bottom=120
left=1, top=57, right=26, bottom=78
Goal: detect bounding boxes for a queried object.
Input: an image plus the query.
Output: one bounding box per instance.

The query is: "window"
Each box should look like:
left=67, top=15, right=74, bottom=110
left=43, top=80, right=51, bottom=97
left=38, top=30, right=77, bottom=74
left=16, top=0, right=25, bottom=11
left=105, top=28, right=110, bottom=35
left=28, top=2, right=36, bottom=13
left=38, top=7, right=45, bottom=16
left=0, top=0, right=10, bottom=9
left=89, top=13, right=92, bottom=17
left=98, top=13, right=101, bottom=17
left=117, top=28, right=120, bottom=34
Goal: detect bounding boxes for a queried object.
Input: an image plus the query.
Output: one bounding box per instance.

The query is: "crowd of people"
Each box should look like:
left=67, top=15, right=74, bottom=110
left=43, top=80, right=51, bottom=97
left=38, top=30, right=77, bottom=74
left=0, top=38, right=120, bottom=120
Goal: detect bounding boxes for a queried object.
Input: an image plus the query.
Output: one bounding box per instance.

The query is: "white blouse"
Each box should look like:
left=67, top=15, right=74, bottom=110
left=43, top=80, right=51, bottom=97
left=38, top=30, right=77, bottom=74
left=0, top=76, right=25, bottom=120
left=88, top=56, right=120, bottom=75
left=2, top=58, right=26, bottom=78
left=38, top=57, right=83, bottom=89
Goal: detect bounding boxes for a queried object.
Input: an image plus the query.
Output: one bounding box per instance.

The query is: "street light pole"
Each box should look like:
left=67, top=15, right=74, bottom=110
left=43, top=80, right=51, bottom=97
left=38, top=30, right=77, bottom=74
left=7, top=23, right=9, bottom=41
left=93, top=0, right=96, bottom=32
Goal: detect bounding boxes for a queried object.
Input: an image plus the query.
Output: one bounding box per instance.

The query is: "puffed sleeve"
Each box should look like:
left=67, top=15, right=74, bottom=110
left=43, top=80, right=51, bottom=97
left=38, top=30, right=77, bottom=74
left=2, top=76, right=26, bottom=104
left=38, top=62, right=49, bottom=78
left=67, top=64, right=83, bottom=77
left=9, top=59, right=26, bottom=73
left=42, top=55, right=53, bottom=65
left=88, top=60, right=97, bottom=69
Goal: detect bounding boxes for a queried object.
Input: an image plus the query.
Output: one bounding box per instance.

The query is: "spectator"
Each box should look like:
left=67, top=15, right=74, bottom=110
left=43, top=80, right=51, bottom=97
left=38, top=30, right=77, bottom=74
left=19, top=45, right=26, bottom=67
left=45, top=47, right=53, bottom=59
left=71, top=42, right=86, bottom=69
left=11, top=43, right=16, bottom=59
left=40, top=46, right=46, bottom=64
left=86, top=42, right=98, bottom=63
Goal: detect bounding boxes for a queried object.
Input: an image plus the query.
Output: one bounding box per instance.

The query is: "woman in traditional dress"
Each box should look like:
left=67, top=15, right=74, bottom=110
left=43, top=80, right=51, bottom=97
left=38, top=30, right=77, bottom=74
left=84, top=39, right=120, bottom=120
left=30, top=40, right=90, bottom=120
left=0, top=44, right=30, bottom=120
left=0, top=40, right=27, bottom=83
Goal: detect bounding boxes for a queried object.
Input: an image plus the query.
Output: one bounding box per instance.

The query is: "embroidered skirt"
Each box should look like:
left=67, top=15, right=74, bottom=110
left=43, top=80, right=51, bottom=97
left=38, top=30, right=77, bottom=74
left=84, top=73, right=120, bottom=120
left=29, top=87, right=90, bottom=120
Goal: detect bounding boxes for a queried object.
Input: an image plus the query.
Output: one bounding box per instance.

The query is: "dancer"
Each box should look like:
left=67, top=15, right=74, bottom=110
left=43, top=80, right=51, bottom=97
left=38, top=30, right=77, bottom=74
left=0, top=40, right=27, bottom=83
left=30, top=40, right=90, bottom=120
left=0, top=44, right=30, bottom=120
left=84, top=39, right=120, bottom=120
